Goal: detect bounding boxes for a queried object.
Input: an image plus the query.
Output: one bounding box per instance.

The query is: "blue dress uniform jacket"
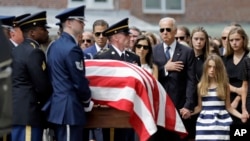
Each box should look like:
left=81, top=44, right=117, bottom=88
left=11, top=38, right=52, bottom=126
left=45, top=32, right=91, bottom=125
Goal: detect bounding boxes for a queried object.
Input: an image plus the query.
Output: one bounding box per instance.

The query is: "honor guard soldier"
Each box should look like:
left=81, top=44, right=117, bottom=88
left=11, top=11, right=53, bottom=141
left=94, top=18, right=141, bottom=141
left=0, top=21, right=12, bottom=141
left=94, top=18, right=141, bottom=66
left=43, top=5, right=93, bottom=141
left=10, top=13, right=31, bottom=48
left=0, top=14, right=30, bottom=50
left=0, top=15, right=15, bottom=40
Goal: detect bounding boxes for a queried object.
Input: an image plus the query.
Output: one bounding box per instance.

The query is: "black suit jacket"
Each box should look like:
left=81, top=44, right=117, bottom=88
left=94, top=45, right=141, bottom=66
left=12, top=38, right=52, bottom=126
left=153, top=42, right=196, bottom=110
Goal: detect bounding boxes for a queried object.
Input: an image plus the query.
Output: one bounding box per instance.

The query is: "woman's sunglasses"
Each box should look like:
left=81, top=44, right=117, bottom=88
left=135, top=44, right=150, bottom=50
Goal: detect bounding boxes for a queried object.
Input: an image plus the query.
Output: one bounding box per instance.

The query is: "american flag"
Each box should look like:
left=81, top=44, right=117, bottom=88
left=85, top=59, right=188, bottom=141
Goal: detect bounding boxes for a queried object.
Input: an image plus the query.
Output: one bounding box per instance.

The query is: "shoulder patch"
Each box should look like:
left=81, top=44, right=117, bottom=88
left=75, top=60, right=83, bottom=70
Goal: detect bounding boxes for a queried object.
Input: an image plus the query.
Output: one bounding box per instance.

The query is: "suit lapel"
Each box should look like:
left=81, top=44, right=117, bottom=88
left=93, top=45, right=98, bottom=54
left=172, top=43, right=182, bottom=61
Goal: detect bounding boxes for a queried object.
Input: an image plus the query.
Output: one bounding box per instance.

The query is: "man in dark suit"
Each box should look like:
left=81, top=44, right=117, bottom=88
left=44, top=5, right=93, bottom=141
left=152, top=17, right=196, bottom=141
left=11, top=11, right=53, bottom=141
left=84, top=19, right=110, bottom=141
left=84, top=19, right=110, bottom=59
left=94, top=17, right=141, bottom=141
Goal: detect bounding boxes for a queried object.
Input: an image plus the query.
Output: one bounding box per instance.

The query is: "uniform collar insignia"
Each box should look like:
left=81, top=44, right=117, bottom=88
left=42, top=61, right=46, bottom=71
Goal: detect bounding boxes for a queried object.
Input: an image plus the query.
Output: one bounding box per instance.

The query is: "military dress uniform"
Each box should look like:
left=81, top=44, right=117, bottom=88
left=0, top=21, right=12, bottom=141
left=9, top=13, right=31, bottom=48
left=11, top=11, right=52, bottom=141
left=94, top=18, right=140, bottom=141
left=42, top=5, right=92, bottom=141
left=94, top=18, right=140, bottom=66
left=0, top=15, right=15, bottom=51
left=0, top=14, right=31, bottom=141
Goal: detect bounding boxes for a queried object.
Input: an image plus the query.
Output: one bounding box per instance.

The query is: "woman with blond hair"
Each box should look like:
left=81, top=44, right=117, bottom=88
left=223, top=26, right=249, bottom=125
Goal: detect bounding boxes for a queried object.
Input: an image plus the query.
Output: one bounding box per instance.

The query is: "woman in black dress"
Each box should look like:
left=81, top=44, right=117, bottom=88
left=223, top=26, right=249, bottom=124
left=189, top=26, right=210, bottom=141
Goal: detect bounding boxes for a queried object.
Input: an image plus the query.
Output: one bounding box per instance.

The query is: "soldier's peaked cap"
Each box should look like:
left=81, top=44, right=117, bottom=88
left=55, top=5, right=85, bottom=23
left=13, top=13, right=31, bottom=27
left=0, top=15, right=15, bottom=28
left=103, top=18, right=130, bottom=37
left=17, top=11, right=49, bottom=30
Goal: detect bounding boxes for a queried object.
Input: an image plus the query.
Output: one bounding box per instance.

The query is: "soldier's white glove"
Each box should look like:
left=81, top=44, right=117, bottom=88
left=84, top=100, right=94, bottom=112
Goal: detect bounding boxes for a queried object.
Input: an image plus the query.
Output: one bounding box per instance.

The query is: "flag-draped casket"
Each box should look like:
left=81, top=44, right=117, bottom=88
left=85, top=59, right=188, bottom=141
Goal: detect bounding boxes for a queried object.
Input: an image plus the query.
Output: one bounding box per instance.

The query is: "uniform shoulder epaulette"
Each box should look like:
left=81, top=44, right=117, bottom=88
left=30, top=42, right=36, bottom=49
left=96, top=48, right=110, bottom=55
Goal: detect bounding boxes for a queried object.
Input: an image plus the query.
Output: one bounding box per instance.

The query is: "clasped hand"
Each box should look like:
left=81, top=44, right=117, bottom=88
left=180, top=108, right=191, bottom=119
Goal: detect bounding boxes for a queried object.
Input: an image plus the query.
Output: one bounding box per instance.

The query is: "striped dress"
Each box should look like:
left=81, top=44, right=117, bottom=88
left=195, top=88, right=233, bottom=141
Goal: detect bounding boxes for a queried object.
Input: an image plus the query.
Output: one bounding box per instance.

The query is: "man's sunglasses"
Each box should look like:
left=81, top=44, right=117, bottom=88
left=82, top=39, right=91, bottom=43
left=135, top=44, right=150, bottom=50
left=221, top=36, right=227, bottom=40
left=160, top=28, right=171, bottom=33
left=175, top=36, right=185, bottom=41
left=94, top=32, right=104, bottom=37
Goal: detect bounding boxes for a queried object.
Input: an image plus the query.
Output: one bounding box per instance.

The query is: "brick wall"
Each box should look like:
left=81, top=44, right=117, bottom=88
left=2, top=0, right=250, bottom=24
left=129, top=0, right=250, bottom=24
left=0, top=0, right=67, bottom=8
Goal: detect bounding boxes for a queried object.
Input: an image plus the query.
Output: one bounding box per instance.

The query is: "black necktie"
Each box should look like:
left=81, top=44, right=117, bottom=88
left=121, top=53, right=125, bottom=61
left=165, top=46, right=171, bottom=60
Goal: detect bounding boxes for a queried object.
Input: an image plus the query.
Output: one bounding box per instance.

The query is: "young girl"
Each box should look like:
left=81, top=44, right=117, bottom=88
left=192, top=54, right=242, bottom=141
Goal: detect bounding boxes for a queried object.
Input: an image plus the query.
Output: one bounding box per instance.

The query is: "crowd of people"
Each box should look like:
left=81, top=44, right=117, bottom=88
left=1, top=4, right=250, bottom=141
